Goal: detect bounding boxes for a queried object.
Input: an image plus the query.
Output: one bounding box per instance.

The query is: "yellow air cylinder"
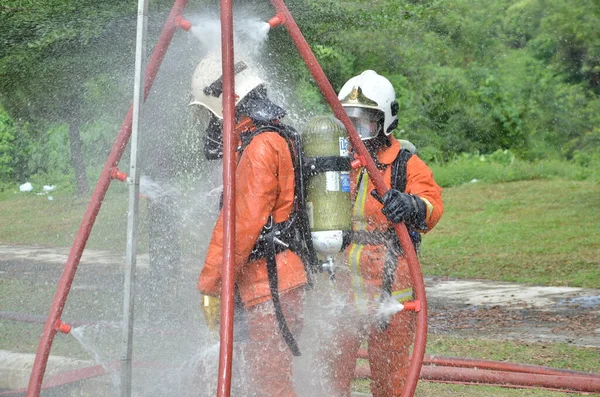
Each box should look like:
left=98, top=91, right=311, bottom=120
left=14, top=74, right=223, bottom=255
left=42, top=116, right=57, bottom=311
left=302, top=115, right=352, bottom=255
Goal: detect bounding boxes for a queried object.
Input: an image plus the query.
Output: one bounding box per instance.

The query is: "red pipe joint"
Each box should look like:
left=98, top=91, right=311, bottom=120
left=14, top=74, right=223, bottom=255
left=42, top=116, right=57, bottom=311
left=268, top=13, right=286, bottom=28
left=54, top=320, right=71, bottom=334
left=110, top=167, right=128, bottom=182
left=175, top=15, right=192, bottom=31
left=350, top=154, right=368, bottom=169
left=403, top=300, right=421, bottom=312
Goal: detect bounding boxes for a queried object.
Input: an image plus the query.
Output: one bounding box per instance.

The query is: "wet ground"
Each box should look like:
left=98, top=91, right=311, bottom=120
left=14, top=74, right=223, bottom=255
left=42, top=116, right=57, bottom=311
left=1, top=244, right=599, bottom=347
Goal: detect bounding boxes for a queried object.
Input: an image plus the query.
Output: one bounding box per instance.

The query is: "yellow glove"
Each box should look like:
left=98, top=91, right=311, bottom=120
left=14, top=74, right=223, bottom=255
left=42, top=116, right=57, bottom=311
left=201, top=294, right=221, bottom=331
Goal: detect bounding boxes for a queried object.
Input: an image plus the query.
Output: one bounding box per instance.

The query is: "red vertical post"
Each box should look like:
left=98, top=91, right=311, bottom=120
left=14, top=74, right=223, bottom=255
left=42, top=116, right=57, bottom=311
left=268, top=1, right=428, bottom=396
left=218, top=0, right=236, bottom=396
left=26, top=1, right=189, bottom=395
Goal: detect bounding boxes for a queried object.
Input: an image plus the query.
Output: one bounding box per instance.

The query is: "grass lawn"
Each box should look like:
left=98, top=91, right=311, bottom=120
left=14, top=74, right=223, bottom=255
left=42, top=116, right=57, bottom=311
left=0, top=186, right=149, bottom=252
left=420, top=179, right=600, bottom=288
left=1, top=178, right=598, bottom=287
left=351, top=336, right=600, bottom=396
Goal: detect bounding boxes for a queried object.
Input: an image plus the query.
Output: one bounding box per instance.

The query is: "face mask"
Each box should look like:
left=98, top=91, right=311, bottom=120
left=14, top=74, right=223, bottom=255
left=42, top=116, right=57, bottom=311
left=204, top=116, right=223, bottom=160
left=343, top=107, right=384, bottom=141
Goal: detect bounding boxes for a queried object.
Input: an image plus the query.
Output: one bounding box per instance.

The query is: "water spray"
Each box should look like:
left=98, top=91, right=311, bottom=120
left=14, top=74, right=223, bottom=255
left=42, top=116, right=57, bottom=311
left=175, top=15, right=192, bottom=31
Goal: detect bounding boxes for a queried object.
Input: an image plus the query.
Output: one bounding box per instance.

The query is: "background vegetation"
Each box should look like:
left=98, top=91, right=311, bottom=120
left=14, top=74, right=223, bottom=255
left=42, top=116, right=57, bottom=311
left=1, top=0, right=599, bottom=193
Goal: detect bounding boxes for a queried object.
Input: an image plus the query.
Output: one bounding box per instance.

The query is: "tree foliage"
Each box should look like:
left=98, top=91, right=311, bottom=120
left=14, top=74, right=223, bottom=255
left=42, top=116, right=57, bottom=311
left=0, top=0, right=598, bottom=187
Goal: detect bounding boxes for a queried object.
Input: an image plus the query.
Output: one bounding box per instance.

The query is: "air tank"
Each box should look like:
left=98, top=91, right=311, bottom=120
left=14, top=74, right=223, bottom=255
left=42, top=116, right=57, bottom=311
left=302, top=115, right=352, bottom=256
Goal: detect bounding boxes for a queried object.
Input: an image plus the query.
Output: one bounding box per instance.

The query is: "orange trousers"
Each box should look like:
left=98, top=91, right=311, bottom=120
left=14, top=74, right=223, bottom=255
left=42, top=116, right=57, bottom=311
left=322, top=309, right=415, bottom=397
left=238, top=287, right=304, bottom=397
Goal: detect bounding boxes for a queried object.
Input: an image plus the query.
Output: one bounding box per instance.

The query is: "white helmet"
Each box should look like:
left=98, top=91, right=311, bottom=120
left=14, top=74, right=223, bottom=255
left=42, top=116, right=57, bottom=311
left=190, top=53, right=285, bottom=122
left=338, top=70, right=399, bottom=140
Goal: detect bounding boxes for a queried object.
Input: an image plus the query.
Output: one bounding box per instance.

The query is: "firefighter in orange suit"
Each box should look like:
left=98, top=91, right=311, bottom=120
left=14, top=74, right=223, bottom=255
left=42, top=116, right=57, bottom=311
left=325, top=70, right=444, bottom=397
left=192, top=54, right=309, bottom=397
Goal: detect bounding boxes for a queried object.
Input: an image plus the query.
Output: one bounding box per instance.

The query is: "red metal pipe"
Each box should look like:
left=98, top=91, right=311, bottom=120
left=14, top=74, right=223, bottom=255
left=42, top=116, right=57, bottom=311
left=25, top=1, right=189, bottom=395
left=268, top=1, right=427, bottom=395
left=218, top=0, right=236, bottom=396
left=357, top=349, right=600, bottom=379
left=425, top=355, right=600, bottom=379
left=355, top=366, right=600, bottom=393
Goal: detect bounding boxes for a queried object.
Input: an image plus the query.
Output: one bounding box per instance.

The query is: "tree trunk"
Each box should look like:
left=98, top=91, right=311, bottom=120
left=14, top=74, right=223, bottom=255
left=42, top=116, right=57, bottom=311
left=68, top=120, right=89, bottom=196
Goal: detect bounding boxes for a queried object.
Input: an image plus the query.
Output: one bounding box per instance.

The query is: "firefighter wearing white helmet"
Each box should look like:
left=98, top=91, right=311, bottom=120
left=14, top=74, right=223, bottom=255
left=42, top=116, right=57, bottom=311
left=338, top=69, right=399, bottom=141
left=190, top=53, right=286, bottom=159
left=193, top=53, right=311, bottom=396
left=325, top=71, right=444, bottom=397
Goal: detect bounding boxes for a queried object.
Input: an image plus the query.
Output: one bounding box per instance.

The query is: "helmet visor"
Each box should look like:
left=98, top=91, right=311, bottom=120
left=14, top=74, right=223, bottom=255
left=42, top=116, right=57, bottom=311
left=343, top=107, right=384, bottom=140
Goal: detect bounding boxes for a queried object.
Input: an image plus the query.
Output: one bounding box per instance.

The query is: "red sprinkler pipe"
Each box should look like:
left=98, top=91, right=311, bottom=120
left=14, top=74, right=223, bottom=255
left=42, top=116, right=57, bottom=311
left=354, top=366, right=600, bottom=393
left=268, top=1, right=428, bottom=395
left=357, top=349, right=600, bottom=379
left=425, top=355, right=600, bottom=379
left=218, top=0, right=236, bottom=396
left=26, top=1, right=189, bottom=396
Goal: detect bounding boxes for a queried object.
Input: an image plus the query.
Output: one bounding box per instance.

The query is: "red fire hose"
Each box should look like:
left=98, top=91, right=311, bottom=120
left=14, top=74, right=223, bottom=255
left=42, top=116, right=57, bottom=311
left=25, top=1, right=189, bottom=395
left=267, top=2, right=428, bottom=396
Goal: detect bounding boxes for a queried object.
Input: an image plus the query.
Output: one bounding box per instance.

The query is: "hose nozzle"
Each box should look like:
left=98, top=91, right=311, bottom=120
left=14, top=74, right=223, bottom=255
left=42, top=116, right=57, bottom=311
left=268, top=13, right=286, bottom=28
left=54, top=319, right=71, bottom=334
left=175, top=15, right=192, bottom=31
left=110, top=167, right=129, bottom=183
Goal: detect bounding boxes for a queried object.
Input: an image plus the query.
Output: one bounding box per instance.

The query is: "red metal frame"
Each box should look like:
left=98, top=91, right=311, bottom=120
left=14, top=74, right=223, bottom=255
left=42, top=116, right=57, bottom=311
left=30, top=1, right=594, bottom=397
left=267, top=1, right=428, bottom=396
left=218, top=0, right=236, bottom=396
left=25, top=1, right=189, bottom=395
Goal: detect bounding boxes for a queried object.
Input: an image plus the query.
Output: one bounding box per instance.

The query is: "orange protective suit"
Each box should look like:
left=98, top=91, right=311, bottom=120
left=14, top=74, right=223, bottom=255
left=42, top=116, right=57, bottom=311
left=328, top=135, right=443, bottom=397
left=198, top=130, right=307, bottom=397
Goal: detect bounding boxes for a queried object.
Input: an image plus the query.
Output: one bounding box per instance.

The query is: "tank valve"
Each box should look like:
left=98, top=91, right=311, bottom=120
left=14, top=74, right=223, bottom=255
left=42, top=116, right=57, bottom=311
left=268, top=13, right=286, bottom=28
left=54, top=319, right=72, bottom=334
left=175, top=15, right=192, bottom=31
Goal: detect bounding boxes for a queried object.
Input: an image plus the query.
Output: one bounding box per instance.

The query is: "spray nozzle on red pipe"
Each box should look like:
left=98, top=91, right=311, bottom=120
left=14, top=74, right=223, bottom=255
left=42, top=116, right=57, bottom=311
left=110, top=167, right=129, bottom=183
left=403, top=300, right=422, bottom=312
left=175, top=15, right=192, bottom=31
left=268, top=13, right=286, bottom=28
left=351, top=154, right=367, bottom=169
left=54, top=319, right=71, bottom=334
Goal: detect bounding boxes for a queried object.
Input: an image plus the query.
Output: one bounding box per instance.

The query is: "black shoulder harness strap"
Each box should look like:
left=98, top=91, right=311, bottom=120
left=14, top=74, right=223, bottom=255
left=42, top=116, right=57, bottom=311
left=390, top=148, right=413, bottom=193
left=239, top=123, right=317, bottom=357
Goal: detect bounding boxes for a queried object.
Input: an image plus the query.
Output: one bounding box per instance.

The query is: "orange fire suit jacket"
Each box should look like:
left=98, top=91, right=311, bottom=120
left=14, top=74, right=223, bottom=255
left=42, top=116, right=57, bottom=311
left=198, top=131, right=307, bottom=307
left=345, top=136, right=443, bottom=309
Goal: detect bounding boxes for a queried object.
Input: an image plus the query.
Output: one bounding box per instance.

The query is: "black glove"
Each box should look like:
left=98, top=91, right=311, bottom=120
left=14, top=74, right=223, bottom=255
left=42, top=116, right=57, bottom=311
left=378, top=189, right=425, bottom=225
